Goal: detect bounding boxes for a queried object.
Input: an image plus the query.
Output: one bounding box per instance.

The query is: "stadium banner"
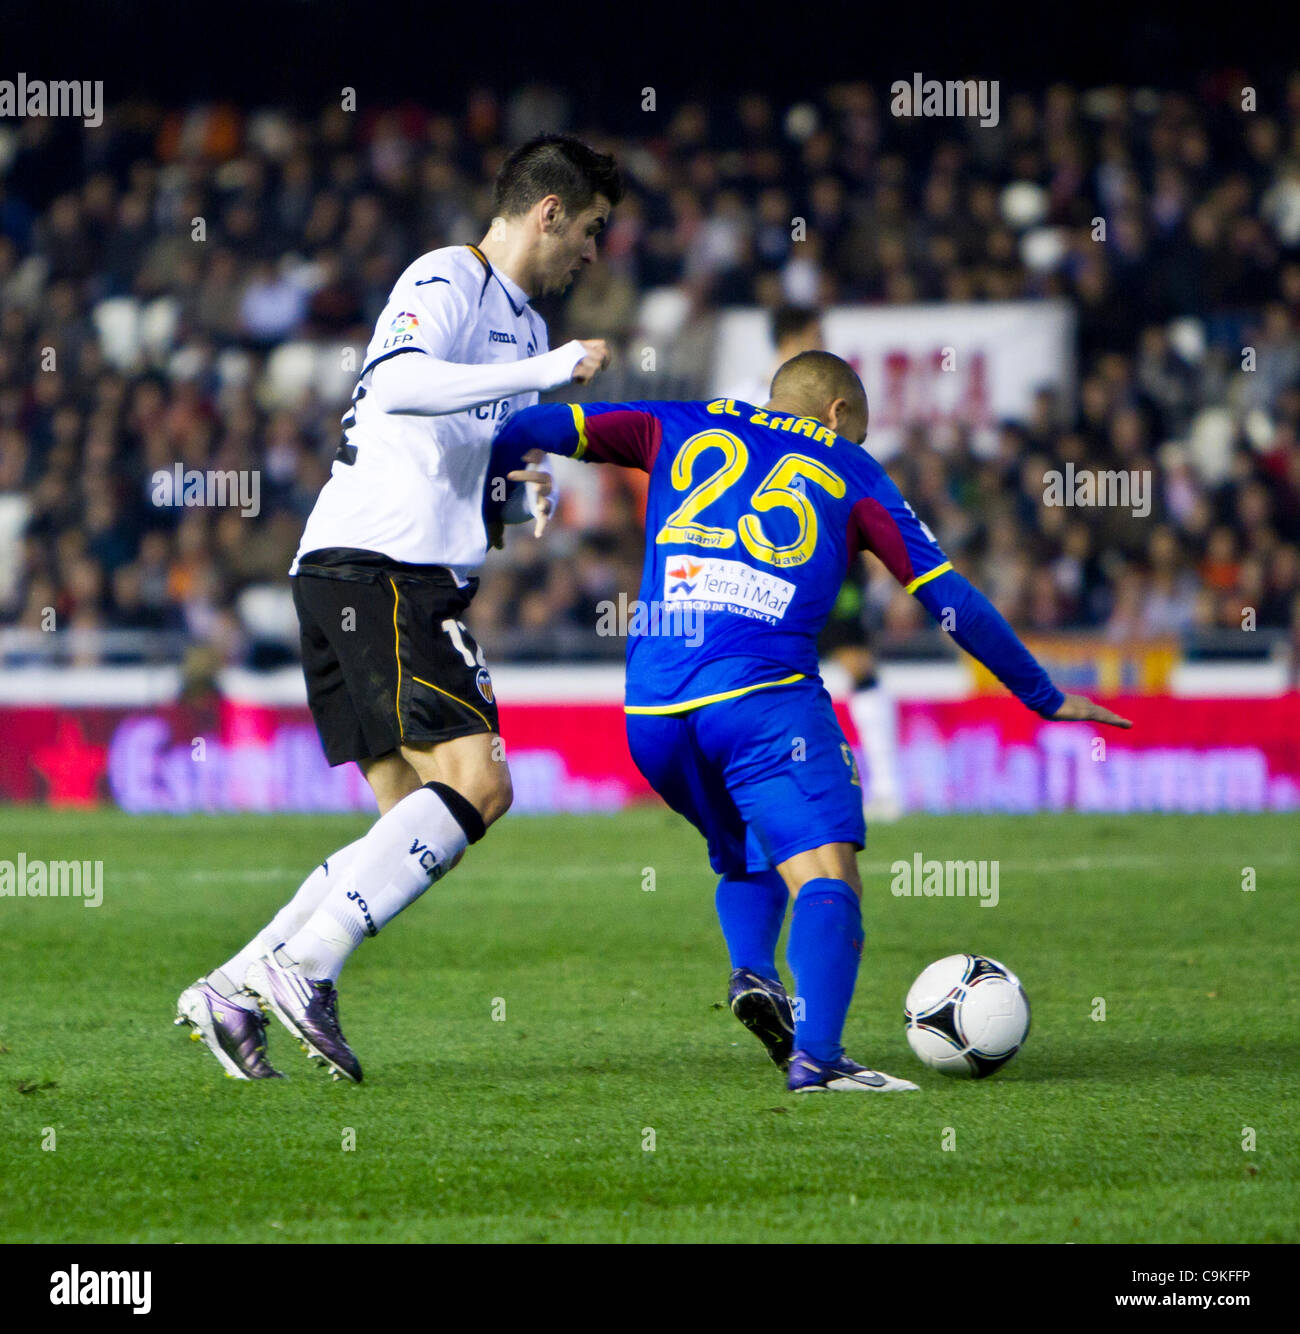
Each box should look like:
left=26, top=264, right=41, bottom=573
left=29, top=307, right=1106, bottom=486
left=1, top=694, right=1297, bottom=815
left=0, top=701, right=652, bottom=814
left=712, top=301, right=1076, bottom=457
left=893, top=694, right=1300, bottom=813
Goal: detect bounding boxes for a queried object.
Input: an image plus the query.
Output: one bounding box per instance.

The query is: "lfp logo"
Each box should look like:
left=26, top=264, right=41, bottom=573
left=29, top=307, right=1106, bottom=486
left=384, top=311, right=420, bottom=349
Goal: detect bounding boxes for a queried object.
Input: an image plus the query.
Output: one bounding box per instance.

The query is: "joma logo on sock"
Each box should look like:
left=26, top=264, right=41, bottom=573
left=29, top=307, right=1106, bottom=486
left=50, top=1265, right=151, bottom=1314
left=345, top=888, right=377, bottom=937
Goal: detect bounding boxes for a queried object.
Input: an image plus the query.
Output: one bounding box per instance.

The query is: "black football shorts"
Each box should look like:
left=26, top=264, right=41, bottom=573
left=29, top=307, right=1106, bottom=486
left=292, top=547, right=499, bottom=767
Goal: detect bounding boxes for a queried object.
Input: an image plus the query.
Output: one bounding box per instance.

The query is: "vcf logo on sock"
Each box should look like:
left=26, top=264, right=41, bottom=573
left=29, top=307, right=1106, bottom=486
left=408, top=838, right=449, bottom=884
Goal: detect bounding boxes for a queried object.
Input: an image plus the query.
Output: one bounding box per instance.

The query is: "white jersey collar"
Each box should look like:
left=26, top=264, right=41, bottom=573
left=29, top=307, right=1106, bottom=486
left=466, top=244, right=530, bottom=316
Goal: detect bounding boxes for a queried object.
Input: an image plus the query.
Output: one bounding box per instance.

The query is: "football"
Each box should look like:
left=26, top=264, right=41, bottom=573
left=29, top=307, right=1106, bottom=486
left=904, top=954, right=1031, bottom=1078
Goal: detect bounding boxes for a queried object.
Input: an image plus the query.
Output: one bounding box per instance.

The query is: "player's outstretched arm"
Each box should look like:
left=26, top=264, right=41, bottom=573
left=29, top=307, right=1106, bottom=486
left=493, top=401, right=661, bottom=469
left=485, top=400, right=662, bottom=546
left=912, top=569, right=1132, bottom=728
left=370, top=338, right=598, bottom=417
left=850, top=472, right=1133, bottom=730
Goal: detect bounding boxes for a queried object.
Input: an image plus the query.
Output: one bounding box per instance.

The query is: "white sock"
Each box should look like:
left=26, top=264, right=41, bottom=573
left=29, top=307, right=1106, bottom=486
left=280, top=785, right=474, bottom=982
left=209, top=836, right=368, bottom=997
left=848, top=683, right=902, bottom=808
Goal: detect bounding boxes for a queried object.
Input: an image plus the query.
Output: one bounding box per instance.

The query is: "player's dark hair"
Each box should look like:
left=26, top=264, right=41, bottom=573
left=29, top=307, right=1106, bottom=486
left=770, top=303, right=821, bottom=346
left=493, top=134, right=623, bottom=219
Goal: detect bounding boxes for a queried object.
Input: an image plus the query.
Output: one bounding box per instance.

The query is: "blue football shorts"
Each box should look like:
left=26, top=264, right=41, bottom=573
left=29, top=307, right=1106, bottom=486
left=625, top=677, right=865, bottom=875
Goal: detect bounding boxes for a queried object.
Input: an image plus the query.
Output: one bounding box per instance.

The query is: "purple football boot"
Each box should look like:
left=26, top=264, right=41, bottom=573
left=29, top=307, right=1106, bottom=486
left=175, top=979, right=284, bottom=1080
left=244, top=956, right=362, bottom=1083
left=728, top=968, right=795, bottom=1069
left=787, top=1049, right=918, bottom=1093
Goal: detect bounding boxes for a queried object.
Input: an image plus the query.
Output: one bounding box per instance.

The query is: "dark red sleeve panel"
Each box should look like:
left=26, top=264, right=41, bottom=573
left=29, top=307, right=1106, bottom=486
left=580, top=408, right=663, bottom=472
left=846, top=496, right=917, bottom=585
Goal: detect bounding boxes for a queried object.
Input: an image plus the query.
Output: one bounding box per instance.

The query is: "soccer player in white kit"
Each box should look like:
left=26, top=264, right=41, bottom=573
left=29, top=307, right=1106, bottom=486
left=176, top=135, right=621, bottom=1082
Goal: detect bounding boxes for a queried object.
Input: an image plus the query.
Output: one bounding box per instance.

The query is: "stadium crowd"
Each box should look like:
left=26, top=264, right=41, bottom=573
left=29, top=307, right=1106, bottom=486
left=2, top=78, right=1300, bottom=669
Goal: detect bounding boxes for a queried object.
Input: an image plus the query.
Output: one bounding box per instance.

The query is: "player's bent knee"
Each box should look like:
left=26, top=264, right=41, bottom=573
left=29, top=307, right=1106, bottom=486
left=445, top=756, right=512, bottom=827
left=423, top=780, right=488, bottom=846
left=421, top=765, right=511, bottom=839
left=476, top=767, right=513, bottom=826
left=777, top=842, right=863, bottom=898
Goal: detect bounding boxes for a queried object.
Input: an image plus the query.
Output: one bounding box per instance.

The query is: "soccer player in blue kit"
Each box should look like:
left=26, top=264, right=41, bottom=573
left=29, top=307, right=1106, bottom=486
left=491, top=352, right=1131, bottom=1092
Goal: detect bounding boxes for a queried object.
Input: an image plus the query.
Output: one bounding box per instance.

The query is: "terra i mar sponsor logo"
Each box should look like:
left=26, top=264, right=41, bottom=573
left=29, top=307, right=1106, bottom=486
left=661, top=556, right=796, bottom=624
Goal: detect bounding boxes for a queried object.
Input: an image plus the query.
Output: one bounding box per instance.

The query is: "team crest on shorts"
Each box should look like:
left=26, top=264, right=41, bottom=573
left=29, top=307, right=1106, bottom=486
left=475, top=668, right=494, bottom=703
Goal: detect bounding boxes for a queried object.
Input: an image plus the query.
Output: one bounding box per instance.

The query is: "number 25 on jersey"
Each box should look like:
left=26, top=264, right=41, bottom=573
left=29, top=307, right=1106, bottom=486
left=654, top=429, right=845, bottom=569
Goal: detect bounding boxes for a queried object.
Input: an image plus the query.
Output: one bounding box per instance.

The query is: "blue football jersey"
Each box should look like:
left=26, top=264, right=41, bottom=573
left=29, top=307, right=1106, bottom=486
left=490, top=397, right=1063, bottom=717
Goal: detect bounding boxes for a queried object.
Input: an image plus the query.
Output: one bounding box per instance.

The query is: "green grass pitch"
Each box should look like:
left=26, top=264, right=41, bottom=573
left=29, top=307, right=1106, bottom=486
left=1, top=806, right=1296, bottom=1243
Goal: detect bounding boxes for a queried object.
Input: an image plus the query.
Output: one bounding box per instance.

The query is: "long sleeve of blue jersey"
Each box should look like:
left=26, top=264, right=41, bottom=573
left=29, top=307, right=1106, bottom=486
left=912, top=570, right=1065, bottom=716
left=847, top=472, right=1064, bottom=718
left=487, top=401, right=663, bottom=523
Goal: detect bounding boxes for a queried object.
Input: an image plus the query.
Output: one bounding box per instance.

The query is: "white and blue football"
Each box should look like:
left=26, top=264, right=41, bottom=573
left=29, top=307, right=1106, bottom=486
left=904, top=954, right=1030, bottom=1078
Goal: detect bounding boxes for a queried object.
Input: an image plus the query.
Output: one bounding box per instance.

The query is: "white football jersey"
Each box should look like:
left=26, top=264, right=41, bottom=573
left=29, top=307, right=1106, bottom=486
left=292, top=244, right=552, bottom=577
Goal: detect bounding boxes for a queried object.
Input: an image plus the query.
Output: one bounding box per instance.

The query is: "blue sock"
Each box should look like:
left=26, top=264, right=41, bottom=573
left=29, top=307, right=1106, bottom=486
left=715, top=869, right=788, bottom=982
left=786, top=878, right=863, bottom=1064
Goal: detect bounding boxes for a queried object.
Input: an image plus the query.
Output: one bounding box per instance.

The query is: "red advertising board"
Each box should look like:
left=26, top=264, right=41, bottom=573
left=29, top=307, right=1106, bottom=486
left=894, top=695, right=1300, bottom=813
left=0, top=695, right=1297, bottom=814
left=0, top=700, right=653, bottom=814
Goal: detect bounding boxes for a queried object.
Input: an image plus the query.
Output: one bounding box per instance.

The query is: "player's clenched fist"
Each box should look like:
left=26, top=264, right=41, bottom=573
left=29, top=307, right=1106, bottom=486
left=571, top=338, right=610, bottom=384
